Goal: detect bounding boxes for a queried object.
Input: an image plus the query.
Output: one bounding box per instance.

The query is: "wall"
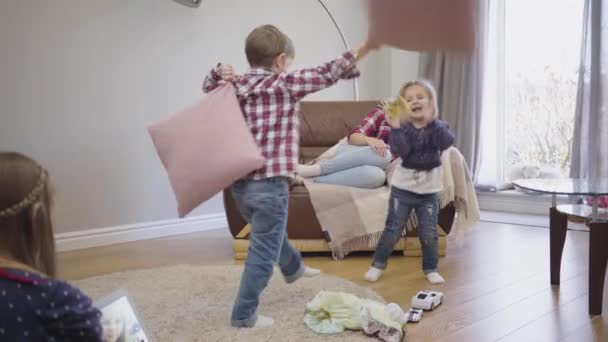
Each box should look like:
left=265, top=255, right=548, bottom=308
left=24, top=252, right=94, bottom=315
left=389, top=50, right=420, bottom=96
left=0, top=0, right=405, bottom=233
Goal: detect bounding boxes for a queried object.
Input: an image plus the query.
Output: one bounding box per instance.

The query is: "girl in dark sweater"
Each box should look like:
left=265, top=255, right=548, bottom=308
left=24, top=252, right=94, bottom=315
left=0, top=153, right=102, bottom=341
left=365, top=80, right=455, bottom=284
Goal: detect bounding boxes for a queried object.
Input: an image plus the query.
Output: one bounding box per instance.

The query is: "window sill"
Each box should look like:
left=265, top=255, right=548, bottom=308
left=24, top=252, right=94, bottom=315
left=476, top=189, right=570, bottom=215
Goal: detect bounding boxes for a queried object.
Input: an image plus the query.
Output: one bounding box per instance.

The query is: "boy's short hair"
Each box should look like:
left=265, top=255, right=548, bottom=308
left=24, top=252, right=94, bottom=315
left=245, top=25, right=295, bottom=68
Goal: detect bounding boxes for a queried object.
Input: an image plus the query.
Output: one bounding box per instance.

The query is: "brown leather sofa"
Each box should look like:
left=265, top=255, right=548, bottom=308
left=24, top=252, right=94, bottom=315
left=224, top=101, right=456, bottom=259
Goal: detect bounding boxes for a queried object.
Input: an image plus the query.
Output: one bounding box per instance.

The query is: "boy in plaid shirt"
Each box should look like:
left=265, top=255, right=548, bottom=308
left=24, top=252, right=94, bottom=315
left=203, top=24, right=377, bottom=328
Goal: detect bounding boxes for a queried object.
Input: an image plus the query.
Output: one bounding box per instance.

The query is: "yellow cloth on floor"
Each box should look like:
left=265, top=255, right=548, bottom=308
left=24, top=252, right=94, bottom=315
left=304, top=291, right=404, bottom=341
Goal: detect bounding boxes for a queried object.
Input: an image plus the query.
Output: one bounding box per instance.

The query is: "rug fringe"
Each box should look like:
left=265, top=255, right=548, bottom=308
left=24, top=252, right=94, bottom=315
left=328, top=193, right=456, bottom=260
left=330, top=231, right=388, bottom=260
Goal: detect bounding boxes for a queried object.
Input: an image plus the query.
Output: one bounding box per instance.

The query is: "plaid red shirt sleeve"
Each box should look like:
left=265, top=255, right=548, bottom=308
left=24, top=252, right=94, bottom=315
left=350, top=104, right=392, bottom=144
left=202, top=65, right=222, bottom=93
left=281, top=51, right=359, bottom=99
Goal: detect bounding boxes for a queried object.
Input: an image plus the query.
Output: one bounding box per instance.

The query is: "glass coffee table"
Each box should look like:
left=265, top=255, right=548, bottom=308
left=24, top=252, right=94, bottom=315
left=513, top=178, right=608, bottom=315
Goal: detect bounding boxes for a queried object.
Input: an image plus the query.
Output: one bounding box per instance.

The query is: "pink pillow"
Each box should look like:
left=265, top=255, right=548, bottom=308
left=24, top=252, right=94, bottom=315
left=367, top=0, right=478, bottom=53
left=148, top=83, right=265, bottom=218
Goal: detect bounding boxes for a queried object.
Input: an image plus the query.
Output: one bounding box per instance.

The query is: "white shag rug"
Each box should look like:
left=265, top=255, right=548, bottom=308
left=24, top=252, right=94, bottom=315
left=74, top=264, right=385, bottom=342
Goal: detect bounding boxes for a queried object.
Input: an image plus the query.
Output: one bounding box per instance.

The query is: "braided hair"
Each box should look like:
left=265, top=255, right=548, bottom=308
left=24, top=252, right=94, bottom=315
left=0, top=152, right=56, bottom=277
left=0, top=167, right=48, bottom=218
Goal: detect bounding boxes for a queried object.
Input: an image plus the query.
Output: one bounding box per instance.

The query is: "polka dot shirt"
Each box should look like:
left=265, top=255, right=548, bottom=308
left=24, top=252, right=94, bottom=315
left=0, top=267, right=102, bottom=341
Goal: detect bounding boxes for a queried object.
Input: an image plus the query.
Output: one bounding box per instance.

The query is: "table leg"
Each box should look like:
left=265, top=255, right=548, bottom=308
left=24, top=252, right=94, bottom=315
left=591, top=195, right=599, bottom=221
left=550, top=207, right=568, bottom=285
left=589, top=221, right=608, bottom=315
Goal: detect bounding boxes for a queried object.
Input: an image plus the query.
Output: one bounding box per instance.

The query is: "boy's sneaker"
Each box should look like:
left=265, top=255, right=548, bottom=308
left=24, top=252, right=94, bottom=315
left=425, top=272, right=445, bottom=284
left=303, top=266, right=321, bottom=277
left=252, top=315, right=274, bottom=329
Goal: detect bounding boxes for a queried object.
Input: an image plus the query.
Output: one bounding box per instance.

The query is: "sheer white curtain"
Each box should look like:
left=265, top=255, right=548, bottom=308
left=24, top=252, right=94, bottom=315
left=570, top=0, right=608, bottom=180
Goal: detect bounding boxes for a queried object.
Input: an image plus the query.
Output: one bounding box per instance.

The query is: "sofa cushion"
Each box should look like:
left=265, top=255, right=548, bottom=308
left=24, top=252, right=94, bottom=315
left=299, top=101, right=378, bottom=148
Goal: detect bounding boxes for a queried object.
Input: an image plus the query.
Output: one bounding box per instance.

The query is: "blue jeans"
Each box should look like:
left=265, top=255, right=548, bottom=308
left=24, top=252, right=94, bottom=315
left=314, top=144, right=392, bottom=189
left=372, top=187, right=440, bottom=273
left=230, top=177, right=304, bottom=327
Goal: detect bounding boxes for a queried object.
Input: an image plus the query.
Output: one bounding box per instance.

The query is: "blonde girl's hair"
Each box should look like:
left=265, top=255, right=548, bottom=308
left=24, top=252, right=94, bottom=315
left=0, top=152, right=56, bottom=277
left=399, top=79, right=440, bottom=119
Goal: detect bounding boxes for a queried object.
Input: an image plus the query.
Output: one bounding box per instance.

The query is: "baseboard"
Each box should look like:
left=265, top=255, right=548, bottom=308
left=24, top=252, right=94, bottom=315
left=55, top=213, right=227, bottom=252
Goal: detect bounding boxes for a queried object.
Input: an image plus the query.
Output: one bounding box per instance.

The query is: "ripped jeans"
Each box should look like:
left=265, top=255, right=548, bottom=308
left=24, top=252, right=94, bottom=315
left=371, top=187, right=439, bottom=273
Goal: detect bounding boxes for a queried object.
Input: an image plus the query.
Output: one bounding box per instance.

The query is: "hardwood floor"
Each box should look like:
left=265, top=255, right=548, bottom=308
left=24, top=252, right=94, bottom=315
left=58, top=221, right=607, bottom=341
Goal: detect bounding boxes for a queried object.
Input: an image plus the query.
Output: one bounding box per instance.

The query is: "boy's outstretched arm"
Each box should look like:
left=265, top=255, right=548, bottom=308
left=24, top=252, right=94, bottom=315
left=202, top=63, right=235, bottom=93
left=283, top=41, right=378, bottom=99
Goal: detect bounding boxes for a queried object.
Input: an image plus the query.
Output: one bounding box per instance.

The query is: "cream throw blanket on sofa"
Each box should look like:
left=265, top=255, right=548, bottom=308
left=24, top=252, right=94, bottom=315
left=303, top=142, right=479, bottom=259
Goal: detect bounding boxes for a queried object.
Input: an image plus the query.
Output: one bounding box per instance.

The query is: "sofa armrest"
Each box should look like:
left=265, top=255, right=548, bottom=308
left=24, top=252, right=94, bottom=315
left=438, top=203, right=456, bottom=235
left=223, top=188, right=247, bottom=239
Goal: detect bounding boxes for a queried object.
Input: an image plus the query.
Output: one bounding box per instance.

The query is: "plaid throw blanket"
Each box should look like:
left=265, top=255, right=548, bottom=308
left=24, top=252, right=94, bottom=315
left=304, top=145, right=479, bottom=259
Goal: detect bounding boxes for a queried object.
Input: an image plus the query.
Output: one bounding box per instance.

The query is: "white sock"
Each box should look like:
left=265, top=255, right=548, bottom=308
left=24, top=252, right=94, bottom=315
left=364, top=267, right=383, bottom=282
left=303, top=266, right=321, bottom=277
left=252, top=315, right=274, bottom=329
left=297, top=164, right=321, bottom=178
left=425, top=272, right=445, bottom=284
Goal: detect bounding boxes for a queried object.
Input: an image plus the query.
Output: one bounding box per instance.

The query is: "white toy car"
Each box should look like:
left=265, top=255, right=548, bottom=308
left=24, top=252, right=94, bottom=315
left=404, top=308, right=424, bottom=323
left=411, top=290, right=443, bottom=311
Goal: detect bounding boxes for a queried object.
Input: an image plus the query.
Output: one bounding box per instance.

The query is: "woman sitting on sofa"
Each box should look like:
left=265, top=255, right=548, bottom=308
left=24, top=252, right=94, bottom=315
left=297, top=92, right=402, bottom=189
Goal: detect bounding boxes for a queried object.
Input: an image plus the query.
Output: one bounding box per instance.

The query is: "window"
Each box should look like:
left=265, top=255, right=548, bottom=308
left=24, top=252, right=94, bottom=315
left=478, top=0, right=585, bottom=184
